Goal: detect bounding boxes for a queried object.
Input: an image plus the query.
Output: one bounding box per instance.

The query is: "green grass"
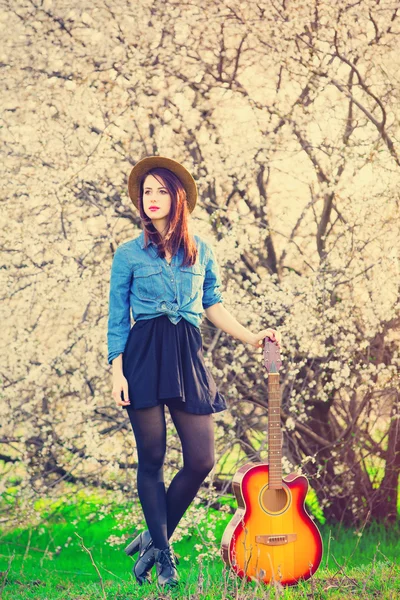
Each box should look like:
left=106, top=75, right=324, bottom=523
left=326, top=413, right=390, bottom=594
left=0, top=495, right=399, bottom=599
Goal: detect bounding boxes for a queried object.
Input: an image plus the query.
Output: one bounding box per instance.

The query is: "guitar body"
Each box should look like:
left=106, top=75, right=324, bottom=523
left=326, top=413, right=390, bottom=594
left=221, top=461, right=323, bottom=586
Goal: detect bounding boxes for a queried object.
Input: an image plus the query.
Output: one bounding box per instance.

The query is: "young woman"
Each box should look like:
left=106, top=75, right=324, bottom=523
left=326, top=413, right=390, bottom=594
left=107, top=156, right=281, bottom=589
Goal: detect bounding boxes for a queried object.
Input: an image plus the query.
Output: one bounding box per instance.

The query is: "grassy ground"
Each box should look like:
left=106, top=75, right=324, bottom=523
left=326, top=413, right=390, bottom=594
left=0, top=497, right=399, bottom=599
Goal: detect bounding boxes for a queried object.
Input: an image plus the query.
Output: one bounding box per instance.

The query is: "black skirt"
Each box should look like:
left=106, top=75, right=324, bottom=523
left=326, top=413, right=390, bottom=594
left=121, top=315, right=228, bottom=415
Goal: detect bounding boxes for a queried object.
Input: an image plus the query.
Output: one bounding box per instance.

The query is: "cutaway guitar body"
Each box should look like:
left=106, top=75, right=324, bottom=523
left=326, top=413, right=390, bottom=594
left=221, top=461, right=323, bottom=586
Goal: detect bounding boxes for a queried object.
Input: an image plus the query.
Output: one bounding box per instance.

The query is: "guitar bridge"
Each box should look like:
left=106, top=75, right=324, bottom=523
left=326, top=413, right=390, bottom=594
left=256, top=534, right=297, bottom=546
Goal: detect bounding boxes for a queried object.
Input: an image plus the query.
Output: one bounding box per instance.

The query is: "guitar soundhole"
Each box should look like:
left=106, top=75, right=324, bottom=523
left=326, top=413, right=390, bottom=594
left=261, top=487, right=289, bottom=513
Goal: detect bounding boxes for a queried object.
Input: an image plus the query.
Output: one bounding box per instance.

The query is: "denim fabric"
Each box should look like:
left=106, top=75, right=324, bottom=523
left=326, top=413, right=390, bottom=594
left=107, top=231, right=224, bottom=365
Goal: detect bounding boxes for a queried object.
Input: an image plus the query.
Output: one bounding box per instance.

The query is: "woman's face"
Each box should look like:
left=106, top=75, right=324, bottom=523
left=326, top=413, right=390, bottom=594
left=142, top=174, right=172, bottom=224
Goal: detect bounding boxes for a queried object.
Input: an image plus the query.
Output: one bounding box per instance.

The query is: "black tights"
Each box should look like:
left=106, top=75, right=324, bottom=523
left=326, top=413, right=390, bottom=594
left=127, top=403, right=215, bottom=550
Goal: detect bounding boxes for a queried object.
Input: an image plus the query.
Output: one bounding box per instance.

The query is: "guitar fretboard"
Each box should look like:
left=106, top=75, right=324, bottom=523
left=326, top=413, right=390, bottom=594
left=268, top=374, right=282, bottom=489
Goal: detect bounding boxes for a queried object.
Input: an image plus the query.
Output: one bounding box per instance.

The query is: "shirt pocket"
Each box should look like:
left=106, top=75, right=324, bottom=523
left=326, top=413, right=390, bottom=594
left=179, top=263, right=205, bottom=298
left=133, top=264, right=164, bottom=300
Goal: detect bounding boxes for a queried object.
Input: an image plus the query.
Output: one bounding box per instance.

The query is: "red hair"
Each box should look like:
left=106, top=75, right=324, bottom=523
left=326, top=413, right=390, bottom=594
left=137, top=167, right=198, bottom=267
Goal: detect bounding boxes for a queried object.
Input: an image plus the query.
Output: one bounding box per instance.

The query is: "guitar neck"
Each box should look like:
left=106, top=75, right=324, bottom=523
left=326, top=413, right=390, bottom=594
left=268, top=373, right=282, bottom=489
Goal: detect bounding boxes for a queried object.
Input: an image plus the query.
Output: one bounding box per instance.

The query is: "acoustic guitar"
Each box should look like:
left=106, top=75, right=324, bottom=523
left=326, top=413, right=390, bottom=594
left=221, top=336, right=323, bottom=586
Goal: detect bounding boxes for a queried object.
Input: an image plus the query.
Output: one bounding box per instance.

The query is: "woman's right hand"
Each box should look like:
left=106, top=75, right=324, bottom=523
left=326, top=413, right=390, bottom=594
left=112, top=373, right=131, bottom=407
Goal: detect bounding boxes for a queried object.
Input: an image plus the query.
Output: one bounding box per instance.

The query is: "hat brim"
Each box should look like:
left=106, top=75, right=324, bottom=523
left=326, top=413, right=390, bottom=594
left=128, top=156, right=197, bottom=213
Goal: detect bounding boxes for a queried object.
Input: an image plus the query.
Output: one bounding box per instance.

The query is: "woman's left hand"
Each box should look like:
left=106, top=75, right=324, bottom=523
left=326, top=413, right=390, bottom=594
left=248, top=328, right=281, bottom=349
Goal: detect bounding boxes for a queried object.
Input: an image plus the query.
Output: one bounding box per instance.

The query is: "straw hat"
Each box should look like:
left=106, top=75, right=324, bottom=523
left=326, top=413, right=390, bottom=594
left=128, top=155, right=198, bottom=213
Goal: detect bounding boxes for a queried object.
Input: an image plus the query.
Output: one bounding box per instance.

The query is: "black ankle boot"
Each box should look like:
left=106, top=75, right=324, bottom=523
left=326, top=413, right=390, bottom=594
left=131, top=532, right=155, bottom=586
left=125, top=529, right=180, bottom=585
left=154, top=544, right=179, bottom=588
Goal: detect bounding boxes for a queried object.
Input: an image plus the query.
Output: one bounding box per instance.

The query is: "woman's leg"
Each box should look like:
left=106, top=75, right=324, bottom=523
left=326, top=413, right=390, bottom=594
left=165, top=407, right=215, bottom=538
left=127, top=404, right=169, bottom=550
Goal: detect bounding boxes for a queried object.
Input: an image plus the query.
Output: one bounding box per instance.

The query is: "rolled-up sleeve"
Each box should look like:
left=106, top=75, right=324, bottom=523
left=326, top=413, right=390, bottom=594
left=202, top=244, right=224, bottom=309
left=107, top=245, right=132, bottom=365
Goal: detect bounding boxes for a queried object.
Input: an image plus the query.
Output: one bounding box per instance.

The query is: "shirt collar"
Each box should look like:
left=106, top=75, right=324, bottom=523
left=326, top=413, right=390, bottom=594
left=139, top=230, right=181, bottom=253
left=139, top=231, right=155, bottom=249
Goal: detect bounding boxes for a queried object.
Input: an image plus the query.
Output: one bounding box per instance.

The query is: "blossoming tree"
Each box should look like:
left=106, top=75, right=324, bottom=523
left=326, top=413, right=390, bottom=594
left=1, top=0, right=399, bottom=541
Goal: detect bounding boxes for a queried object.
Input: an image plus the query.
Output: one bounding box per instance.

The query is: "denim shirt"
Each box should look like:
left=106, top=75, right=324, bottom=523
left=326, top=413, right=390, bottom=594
left=107, top=230, right=224, bottom=365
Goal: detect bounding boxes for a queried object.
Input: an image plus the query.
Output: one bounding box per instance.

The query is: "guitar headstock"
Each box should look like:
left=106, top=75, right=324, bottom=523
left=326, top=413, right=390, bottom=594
left=263, top=337, right=282, bottom=374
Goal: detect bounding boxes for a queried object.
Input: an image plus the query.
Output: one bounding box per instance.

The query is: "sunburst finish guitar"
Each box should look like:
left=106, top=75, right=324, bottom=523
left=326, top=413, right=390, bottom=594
left=221, top=337, right=323, bottom=586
